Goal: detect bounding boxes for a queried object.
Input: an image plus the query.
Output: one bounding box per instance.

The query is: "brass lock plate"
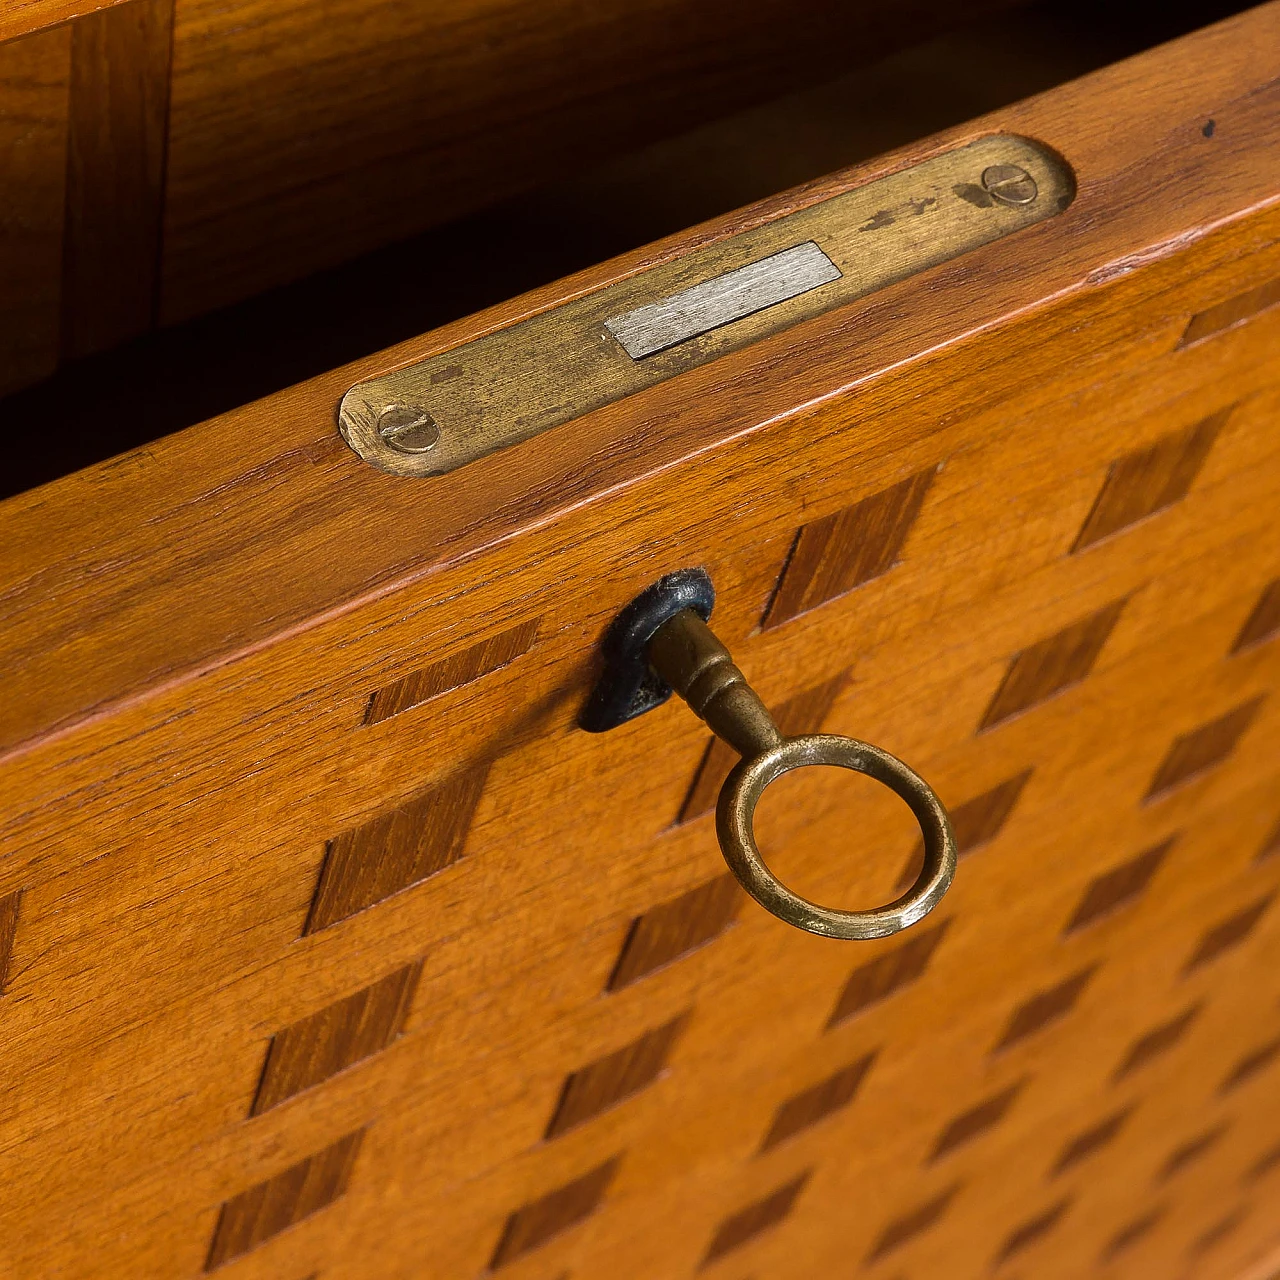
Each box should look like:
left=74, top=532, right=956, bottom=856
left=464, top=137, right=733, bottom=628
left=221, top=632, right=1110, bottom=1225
left=338, top=136, right=1074, bottom=478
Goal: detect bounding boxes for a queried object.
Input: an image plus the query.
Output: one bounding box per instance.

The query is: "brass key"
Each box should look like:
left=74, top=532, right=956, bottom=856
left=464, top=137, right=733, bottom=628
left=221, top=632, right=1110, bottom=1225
left=583, top=570, right=956, bottom=940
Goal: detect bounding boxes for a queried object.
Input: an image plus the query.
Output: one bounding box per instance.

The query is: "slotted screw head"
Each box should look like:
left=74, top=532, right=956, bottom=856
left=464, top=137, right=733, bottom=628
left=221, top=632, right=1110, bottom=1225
left=376, top=404, right=440, bottom=454
left=981, top=164, right=1038, bottom=206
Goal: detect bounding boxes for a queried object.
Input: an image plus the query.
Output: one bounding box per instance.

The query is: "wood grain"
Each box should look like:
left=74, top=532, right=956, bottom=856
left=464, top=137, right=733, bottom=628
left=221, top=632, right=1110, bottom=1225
left=1144, top=696, right=1265, bottom=801
left=828, top=920, right=950, bottom=1027
left=678, top=744, right=737, bottom=826
left=1157, top=1122, right=1228, bottom=1182
left=2, top=634, right=1278, bottom=1274
left=1062, top=839, right=1171, bottom=933
left=305, top=766, right=487, bottom=934
left=607, top=876, right=741, bottom=992
left=0, top=419, right=1274, bottom=1269
left=945, top=770, right=1033, bottom=856
left=1232, top=578, right=1280, bottom=653
left=205, top=1129, right=364, bottom=1270
left=763, top=469, right=934, bottom=629
left=1220, top=1034, right=1280, bottom=1095
left=758, top=1053, right=875, bottom=1153
left=897, top=769, right=1031, bottom=888
left=1180, top=274, right=1280, bottom=347
left=1190, top=1207, right=1248, bottom=1258
left=1182, top=894, right=1273, bottom=974
left=0, top=0, right=1028, bottom=382
left=1072, top=409, right=1227, bottom=551
left=866, top=1184, right=959, bottom=1262
left=1246, top=1140, right=1280, bottom=1182
left=992, top=967, right=1094, bottom=1052
left=0, top=24, right=69, bottom=396
left=0, top=888, right=22, bottom=994
left=1050, top=1108, right=1132, bottom=1177
left=1260, top=818, right=1280, bottom=862
left=1113, top=1004, right=1203, bottom=1081
left=489, top=1158, right=619, bottom=1269
left=158, top=0, right=1019, bottom=321
left=1102, top=1206, right=1166, bottom=1262
left=545, top=1014, right=687, bottom=1140
left=929, top=1081, right=1024, bottom=1161
left=0, top=0, right=135, bottom=47
left=980, top=599, right=1126, bottom=730
left=678, top=673, right=846, bottom=822
left=701, top=1172, right=809, bottom=1267
left=995, top=1196, right=1071, bottom=1265
left=252, top=961, right=421, bottom=1116
left=364, top=619, right=538, bottom=727
left=60, top=0, right=172, bottom=359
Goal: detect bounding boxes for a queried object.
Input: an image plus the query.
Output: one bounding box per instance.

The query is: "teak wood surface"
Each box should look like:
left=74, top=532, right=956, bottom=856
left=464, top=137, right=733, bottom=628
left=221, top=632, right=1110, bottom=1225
left=3, top=6, right=1280, bottom=1279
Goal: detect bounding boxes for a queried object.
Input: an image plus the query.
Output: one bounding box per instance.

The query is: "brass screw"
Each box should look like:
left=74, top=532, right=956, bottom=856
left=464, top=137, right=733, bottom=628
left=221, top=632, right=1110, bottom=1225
left=377, top=404, right=440, bottom=454
left=981, top=164, right=1038, bottom=206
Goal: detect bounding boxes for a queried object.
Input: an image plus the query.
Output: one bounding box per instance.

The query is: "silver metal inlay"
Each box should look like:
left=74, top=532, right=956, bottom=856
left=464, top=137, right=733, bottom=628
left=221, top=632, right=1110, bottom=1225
left=604, top=241, right=842, bottom=359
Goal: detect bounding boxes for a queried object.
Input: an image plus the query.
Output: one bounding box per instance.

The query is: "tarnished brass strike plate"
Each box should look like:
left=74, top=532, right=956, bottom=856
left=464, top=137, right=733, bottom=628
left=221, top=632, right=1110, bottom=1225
left=338, top=136, right=1074, bottom=477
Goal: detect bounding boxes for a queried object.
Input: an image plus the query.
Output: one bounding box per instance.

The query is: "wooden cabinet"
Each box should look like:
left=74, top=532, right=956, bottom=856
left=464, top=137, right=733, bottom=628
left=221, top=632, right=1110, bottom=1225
left=2, top=4, right=1280, bottom=1278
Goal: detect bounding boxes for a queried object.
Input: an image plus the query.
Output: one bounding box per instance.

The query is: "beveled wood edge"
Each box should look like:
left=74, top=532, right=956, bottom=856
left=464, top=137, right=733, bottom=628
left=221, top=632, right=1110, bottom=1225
left=0, top=0, right=133, bottom=46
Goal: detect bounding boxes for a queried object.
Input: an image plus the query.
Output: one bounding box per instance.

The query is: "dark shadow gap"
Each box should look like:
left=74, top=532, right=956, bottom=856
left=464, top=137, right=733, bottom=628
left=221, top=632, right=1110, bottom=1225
left=0, top=0, right=1254, bottom=500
